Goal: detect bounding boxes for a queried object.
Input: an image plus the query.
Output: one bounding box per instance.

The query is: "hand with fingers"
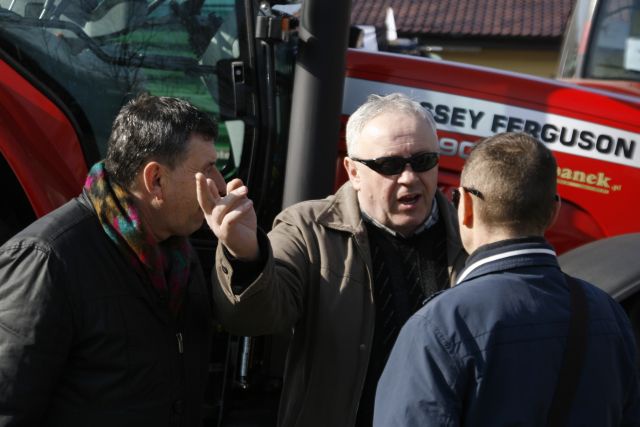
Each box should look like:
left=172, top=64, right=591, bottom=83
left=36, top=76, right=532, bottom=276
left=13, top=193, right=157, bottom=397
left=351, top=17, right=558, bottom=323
left=195, top=173, right=259, bottom=261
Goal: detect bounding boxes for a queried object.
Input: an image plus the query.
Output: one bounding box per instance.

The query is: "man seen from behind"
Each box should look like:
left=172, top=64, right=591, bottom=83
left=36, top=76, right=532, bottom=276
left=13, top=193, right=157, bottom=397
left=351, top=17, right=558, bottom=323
left=374, top=132, right=640, bottom=426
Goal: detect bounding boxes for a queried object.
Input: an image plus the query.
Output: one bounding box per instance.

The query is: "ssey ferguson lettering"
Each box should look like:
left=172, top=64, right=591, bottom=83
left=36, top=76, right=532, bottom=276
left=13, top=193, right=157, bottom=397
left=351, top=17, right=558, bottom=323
left=492, top=115, right=636, bottom=160
left=420, top=102, right=485, bottom=130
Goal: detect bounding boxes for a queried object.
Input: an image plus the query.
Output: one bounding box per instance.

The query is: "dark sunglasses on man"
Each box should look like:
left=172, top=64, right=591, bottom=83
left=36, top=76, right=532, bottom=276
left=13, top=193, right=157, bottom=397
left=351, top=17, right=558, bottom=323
left=350, top=152, right=439, bottom=176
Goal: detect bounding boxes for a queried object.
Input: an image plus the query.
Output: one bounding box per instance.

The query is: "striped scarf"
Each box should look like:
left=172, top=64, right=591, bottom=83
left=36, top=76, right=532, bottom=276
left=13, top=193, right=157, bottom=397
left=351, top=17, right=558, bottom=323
left=84, top=161, right=191, bottom=317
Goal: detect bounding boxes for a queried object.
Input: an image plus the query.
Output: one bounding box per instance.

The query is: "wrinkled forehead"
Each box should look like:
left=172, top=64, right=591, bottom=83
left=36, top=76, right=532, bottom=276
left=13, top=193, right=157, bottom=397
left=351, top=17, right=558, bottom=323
left=357, top=111, right=438, bottom=157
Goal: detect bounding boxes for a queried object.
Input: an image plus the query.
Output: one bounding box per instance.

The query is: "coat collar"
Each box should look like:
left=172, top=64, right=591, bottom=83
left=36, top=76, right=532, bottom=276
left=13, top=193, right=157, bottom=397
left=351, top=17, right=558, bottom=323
left=456, top=237, right=559, bottom=285
left=316, top=182, right=466, bottom=283
left=316, top=182, right=366, bottom=235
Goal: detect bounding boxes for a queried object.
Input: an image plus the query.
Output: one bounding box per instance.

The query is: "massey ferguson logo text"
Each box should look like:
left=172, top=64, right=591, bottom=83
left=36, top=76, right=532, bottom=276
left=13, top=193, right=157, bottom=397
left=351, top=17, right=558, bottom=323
left=342, top=78, right=640, bottom=169
left=421, top=102, right=636, bottom=161
left=556, top=167, right=621, bottom=194
left=491, top=115, right=634, bottom=160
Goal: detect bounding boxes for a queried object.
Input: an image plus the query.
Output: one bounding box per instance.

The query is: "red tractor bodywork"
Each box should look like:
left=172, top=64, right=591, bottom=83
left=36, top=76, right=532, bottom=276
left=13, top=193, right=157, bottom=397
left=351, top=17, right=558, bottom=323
left=340, top=49, right=640, bottom=254
left=0, top=60, right=86, bottom=217
left=2, top=48, right=639, bottom=255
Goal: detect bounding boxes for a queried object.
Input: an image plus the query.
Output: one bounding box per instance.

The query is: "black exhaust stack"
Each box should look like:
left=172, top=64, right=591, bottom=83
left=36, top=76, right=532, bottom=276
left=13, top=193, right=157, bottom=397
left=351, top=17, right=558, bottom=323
left=282, top=0, right=352, bottom=208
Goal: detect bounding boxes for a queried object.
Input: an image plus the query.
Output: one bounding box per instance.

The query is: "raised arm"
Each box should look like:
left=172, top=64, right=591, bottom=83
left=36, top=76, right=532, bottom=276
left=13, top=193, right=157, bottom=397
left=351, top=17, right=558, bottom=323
left=195, top=172, right=258, bottom=261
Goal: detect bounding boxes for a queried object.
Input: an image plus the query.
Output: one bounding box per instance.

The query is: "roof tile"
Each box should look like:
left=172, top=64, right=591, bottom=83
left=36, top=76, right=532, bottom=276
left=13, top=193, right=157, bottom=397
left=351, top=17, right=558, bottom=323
left=351, top=0, right=575, bottom=39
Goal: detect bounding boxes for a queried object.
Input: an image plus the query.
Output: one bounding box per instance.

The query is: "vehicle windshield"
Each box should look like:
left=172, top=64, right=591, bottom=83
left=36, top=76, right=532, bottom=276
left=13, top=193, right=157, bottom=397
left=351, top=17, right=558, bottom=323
left=586, top=0, right=640, bottom=81
left=0, top=0, right=241, bottom=169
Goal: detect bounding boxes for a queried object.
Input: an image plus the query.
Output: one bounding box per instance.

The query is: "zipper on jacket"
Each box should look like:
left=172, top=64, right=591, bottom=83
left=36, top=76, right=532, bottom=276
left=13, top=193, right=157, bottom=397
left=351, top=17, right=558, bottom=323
left=350, top=232, right=376, bottom=426
left=176, top=332, right=184, bottom=354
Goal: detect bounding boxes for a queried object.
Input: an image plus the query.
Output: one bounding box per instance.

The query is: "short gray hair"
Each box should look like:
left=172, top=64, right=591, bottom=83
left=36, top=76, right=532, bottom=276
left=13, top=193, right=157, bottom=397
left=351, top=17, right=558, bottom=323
left=345, top=93, right=437, bottom=156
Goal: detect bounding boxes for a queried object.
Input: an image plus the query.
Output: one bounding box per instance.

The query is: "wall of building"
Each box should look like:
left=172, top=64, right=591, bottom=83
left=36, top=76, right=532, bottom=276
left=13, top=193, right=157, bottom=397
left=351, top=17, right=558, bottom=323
left=439, top=48, right=560, bottom=78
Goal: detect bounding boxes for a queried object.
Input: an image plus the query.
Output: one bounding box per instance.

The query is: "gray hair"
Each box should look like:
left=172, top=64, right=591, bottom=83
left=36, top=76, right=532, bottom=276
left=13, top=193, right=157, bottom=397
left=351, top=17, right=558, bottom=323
left=345, top=93, right=437, bottom=156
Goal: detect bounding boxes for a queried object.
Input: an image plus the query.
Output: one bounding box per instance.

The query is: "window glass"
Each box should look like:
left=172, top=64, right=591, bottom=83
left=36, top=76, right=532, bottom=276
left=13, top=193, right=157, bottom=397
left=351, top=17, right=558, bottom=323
left=557, top=0, right=594, bottom=78
left=0, top=0, right=240, bottom=170
left=586, top=0, right=640, bottom=81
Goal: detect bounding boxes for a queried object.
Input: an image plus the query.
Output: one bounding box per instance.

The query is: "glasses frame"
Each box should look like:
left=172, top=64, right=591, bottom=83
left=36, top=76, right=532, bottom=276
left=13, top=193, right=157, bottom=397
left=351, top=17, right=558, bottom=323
left=350, top=152, right=439, bottom=176
left=451, top=188, right=560, bottom=209
left=451, top=186, right=484, bottom=209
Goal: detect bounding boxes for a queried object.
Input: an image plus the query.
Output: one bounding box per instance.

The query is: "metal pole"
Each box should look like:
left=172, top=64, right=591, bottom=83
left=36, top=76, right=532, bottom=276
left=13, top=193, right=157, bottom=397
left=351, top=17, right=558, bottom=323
left=282, top=0, right=352, bottom=208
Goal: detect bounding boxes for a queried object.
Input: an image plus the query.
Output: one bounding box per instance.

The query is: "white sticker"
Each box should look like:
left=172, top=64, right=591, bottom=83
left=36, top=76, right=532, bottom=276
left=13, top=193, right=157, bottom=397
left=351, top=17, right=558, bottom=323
left=624, top=37, right=640, bottom=72
left=342, top=77, right=640, bottom=168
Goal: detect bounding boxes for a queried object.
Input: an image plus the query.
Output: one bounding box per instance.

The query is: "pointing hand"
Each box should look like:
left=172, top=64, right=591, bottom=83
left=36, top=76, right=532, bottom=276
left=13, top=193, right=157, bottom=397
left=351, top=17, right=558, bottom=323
left=195, top=173, right=259, bottom=261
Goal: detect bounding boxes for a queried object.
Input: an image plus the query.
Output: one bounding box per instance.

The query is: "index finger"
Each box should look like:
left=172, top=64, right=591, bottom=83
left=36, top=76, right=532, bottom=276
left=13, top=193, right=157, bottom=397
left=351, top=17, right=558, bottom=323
left=226, top=178, right=245, bottom=194
left=195, top=172, right=221, bottom=213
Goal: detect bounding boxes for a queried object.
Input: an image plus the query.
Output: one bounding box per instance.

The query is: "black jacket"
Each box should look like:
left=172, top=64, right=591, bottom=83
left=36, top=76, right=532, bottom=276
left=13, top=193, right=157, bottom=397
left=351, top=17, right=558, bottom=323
left=0, top=193, right=213, bottom=427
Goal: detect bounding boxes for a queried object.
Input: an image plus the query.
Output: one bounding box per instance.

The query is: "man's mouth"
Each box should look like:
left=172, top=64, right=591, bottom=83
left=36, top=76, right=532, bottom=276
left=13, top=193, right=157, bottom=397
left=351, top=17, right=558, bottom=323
left=398, top=194, right=420, bottom=205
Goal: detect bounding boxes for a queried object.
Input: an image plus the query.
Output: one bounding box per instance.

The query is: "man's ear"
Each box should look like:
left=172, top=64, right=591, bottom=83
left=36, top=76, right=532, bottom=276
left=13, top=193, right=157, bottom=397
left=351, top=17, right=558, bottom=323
left=461, top=189, right=474, bottom=229
left=343, top=157, right=361, bottom=190
left=141, top=161, right=163, bottom=200
left=546, top=194, right=562, bottom=230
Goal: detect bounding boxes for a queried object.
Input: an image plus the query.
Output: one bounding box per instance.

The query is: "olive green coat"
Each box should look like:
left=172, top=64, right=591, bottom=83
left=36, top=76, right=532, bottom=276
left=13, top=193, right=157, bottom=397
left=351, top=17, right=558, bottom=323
left=212, top=182, right=466, bottom=427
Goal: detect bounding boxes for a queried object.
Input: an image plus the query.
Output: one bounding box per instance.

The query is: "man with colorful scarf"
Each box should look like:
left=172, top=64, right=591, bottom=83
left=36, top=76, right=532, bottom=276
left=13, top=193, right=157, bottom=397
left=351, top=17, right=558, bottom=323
left=0, top=94, right=226, bottom=426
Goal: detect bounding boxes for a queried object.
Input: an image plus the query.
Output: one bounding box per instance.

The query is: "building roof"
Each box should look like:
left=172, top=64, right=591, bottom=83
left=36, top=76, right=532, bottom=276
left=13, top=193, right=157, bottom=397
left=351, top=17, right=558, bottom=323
left=351, top=0, right=576, bottom=39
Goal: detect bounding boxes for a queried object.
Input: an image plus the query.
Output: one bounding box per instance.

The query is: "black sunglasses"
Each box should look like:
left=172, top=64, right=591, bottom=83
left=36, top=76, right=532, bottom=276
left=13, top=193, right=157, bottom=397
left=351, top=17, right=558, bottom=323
left=451, top=187, right=484, bottom=209
left=351, top=152, right=439, bottom=176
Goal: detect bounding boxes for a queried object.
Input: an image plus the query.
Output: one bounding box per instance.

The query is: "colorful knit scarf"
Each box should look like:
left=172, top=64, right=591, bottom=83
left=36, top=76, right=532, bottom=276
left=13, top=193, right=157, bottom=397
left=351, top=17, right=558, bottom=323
left=84, top=161, right=192, bottom=317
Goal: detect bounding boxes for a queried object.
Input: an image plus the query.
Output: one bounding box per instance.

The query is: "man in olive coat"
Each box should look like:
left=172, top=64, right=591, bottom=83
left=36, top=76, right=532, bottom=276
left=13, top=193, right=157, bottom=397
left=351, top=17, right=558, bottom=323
left=197, top=93, right=467, bottom=426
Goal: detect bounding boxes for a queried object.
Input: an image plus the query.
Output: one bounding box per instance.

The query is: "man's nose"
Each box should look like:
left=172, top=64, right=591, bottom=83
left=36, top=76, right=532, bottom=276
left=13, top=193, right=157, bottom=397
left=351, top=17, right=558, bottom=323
left=396, top=163, right=418, bottom=183
left=211, top=168, right=227, bottom=196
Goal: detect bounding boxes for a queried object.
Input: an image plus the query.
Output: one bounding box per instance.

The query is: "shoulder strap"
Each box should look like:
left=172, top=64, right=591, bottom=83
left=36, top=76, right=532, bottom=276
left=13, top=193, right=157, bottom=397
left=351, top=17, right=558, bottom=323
left=546, top=274, right=589, bottom=427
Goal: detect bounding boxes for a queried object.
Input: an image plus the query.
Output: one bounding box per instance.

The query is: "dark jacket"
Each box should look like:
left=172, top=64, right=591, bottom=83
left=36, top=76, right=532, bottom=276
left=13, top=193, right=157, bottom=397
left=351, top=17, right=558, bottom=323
left=0, top=193, right=213, bottom=427
left=374, top=238, right=640, bottom=427
left=212, top=183, right=466, bottom=427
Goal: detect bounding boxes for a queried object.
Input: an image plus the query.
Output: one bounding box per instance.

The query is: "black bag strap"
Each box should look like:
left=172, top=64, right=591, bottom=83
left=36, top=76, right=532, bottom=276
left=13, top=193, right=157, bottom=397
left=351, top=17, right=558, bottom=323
left=546, top=273, right=589, bottom=427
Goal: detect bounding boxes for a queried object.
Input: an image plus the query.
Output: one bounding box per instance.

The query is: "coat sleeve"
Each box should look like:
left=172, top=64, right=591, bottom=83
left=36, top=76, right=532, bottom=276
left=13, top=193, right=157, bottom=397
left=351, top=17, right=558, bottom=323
left=373, top=312, right=463, bottom=427
left=211, top=211, right=308, bottom=336
left=0, top=240, right=73, bottom=425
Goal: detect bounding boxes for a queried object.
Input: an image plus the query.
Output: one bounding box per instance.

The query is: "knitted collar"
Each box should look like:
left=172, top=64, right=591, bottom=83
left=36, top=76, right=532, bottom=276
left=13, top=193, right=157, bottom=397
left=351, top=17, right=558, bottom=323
left=84, top=161, right=191, bottom=317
